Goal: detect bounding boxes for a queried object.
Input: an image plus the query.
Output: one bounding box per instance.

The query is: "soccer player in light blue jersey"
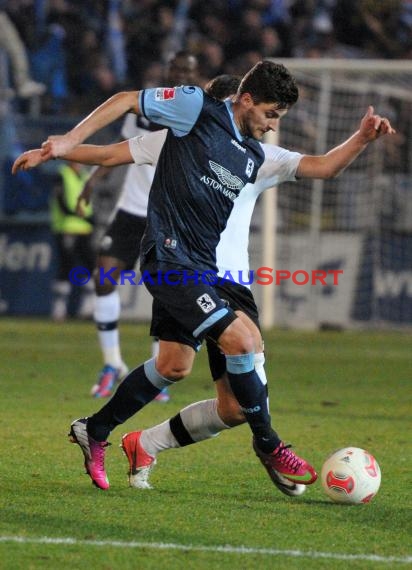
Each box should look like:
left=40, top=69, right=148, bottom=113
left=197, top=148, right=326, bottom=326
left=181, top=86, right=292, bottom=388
left=15, top=62, right=395, bottom=493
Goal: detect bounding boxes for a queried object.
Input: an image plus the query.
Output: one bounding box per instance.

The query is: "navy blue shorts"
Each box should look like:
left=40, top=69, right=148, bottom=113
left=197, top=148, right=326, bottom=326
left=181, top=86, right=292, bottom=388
left=145, top=263, right=237, bottom=350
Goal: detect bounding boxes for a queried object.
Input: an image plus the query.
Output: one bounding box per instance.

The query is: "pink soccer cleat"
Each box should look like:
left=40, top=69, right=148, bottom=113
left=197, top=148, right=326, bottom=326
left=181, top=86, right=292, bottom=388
left=69, top=418, right=110, bottom=490
left=254, top=439, right=317, bottom=488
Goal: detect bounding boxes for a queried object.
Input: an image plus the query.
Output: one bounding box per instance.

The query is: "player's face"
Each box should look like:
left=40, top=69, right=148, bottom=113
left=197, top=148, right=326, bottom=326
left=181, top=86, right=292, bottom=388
left=240, top=99, right=288, bottom=140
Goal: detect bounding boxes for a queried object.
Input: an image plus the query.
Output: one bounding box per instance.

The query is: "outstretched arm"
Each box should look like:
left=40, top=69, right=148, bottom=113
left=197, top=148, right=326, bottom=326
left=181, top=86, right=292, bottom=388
left=12, top=140, right=133, bottom=175
left=41, top=91, right=140, bottom=160
left=297, top=106, right=395, bottom=179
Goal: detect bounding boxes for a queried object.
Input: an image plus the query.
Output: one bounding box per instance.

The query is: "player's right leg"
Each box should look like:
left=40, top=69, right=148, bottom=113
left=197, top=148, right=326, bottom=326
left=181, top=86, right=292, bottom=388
left=70, top=340, right=194, bottom=489
left=69, top=265, right=208, bottom=489
left=69, top=417, right=110, bottom=490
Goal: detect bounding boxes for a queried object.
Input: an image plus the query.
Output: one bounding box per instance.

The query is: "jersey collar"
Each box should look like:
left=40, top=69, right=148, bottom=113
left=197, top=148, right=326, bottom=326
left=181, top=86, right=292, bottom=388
left=224, top=100, right=243, bottom=142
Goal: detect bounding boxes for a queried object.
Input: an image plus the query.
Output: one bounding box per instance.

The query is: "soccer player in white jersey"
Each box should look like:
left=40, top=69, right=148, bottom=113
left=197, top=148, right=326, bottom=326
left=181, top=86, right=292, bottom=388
left=12, top=73, right=395, bottom=495
left=81, top=52, right=199, bottom=399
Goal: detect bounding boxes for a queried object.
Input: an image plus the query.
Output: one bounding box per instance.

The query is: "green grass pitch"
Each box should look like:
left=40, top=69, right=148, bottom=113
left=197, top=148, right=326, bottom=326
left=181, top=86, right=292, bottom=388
left=0, top=318, right=411, bottom=569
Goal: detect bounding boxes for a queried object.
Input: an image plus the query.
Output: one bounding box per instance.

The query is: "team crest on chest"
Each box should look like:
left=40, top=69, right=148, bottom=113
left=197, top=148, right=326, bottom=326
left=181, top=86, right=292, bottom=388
left=209, top=161, right=243, bottom=190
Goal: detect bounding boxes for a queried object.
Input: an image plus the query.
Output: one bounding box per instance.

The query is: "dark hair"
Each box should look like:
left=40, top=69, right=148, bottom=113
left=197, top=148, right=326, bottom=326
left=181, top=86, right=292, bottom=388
left=239, top=60, right=299, bottom=108
left=205, top=74, right=242, bottom=100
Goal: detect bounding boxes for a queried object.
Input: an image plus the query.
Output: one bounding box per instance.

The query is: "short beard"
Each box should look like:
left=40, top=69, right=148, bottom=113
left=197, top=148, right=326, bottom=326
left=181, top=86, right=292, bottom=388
left=239, top=118, right=254, bottom=139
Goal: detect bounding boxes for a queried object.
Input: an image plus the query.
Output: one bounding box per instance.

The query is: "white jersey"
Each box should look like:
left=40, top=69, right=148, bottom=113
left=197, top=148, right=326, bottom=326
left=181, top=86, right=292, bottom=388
left=128, top=131, right=302, bottom=286
left=116, top=114, right=155, bottom=217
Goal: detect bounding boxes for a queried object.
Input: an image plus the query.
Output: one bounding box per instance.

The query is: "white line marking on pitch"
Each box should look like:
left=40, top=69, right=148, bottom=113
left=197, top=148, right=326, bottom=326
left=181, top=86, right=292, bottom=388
left=0, top=536, right=411, bottom=564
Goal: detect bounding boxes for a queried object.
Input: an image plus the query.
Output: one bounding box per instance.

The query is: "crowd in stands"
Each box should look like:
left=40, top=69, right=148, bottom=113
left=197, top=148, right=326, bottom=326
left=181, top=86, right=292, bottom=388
left=1, top=0, right=411, bottom=115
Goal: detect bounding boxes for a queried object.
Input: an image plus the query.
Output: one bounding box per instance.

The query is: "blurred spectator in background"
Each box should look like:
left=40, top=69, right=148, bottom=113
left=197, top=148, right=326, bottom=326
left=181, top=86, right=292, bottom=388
left=332, top=0, right=412, bottom=59
left=1, top=0, right=410, bottom=114
left=0, top=9, right=45, bottom=98
left=50, top=160, right=95, bottom=321
left=29, top=22, right=68, bottom=113
left=194, top=39, right=225, bottom=82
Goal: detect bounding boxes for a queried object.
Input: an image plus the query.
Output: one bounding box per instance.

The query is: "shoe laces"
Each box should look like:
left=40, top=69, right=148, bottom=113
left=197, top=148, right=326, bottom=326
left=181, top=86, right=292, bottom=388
left=274, top=444, right=303, bottom=473
left=91, top=440, right=109, bottom=470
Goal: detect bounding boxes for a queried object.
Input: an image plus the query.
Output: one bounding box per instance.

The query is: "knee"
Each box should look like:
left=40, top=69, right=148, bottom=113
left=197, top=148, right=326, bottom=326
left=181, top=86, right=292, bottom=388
left=236, top=334, right=255, bottom=354
left=94, top=270, right=116, bottom=296
left=155, top=359, right=192, bottom=381
left=95, top=282, right=116, bottom=296
left=219, top=326, right=255, bottom=355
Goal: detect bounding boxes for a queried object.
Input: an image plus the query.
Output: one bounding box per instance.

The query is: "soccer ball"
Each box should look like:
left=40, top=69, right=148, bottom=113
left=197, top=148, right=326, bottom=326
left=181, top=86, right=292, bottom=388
left=321, top=447, right=381, bottom=505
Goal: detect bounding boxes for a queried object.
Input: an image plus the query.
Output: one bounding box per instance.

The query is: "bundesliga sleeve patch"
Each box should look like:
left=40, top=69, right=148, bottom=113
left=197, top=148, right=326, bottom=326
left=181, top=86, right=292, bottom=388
left=154, top=88, right=176, bottom=101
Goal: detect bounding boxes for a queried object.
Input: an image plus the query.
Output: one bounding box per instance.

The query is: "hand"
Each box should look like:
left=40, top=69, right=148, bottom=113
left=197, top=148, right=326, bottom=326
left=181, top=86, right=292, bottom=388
left=359, top=106, right=396, bottom=144
left=75, top=183, right=93, bottom=217
left=40, top=132, right=78, bottom=160
left=12, top=149, right=46, bottom=174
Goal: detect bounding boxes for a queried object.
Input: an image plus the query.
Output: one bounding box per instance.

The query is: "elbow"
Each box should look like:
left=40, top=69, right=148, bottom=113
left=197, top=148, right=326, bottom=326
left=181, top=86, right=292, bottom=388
left=102, top=157, right=123, bottom=167
left=321, top=166, right=343, bottom=180
left=316, top=155, right=346, bottom=179
left=117, top=90, right=139, bottom=114
left=101, top=158, right=116, bottom=168
left=326, top=170, right=341, bottom=180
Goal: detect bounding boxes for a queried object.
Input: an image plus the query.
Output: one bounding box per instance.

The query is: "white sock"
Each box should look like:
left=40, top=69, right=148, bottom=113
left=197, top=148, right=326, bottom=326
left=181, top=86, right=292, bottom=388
left=141, top=399, right=229, bottom=456
left=254, top=352, right=269, bottom=411
left=140, top=419, right=179, bottom=455
left=254, top=352, right=267, bottom=385
left=151, top=338, right=159, bottom=358
left=93, top=291, right=123, bottom=367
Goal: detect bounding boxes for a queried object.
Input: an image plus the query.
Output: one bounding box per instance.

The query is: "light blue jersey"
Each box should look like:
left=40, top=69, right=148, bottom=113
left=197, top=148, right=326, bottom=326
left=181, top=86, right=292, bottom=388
left=139, top=86, right=265, bottom=272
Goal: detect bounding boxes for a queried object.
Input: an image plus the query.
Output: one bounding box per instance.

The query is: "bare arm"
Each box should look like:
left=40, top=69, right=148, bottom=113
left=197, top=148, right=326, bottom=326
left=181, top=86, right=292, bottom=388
left=297, top=106, right=395, bottom=179
left=64, top=141, right=134, bottom=166
left=74, top=141, right=134, bottom=215
left=41, top=91, right=140, bottom=160
left=12, top=140, right=133, bottom=175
